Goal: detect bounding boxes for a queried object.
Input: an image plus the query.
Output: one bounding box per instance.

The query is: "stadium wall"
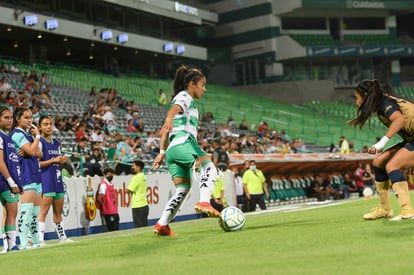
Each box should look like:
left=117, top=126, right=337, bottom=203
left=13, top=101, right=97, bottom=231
left=235, top=80, right=337, bottom=104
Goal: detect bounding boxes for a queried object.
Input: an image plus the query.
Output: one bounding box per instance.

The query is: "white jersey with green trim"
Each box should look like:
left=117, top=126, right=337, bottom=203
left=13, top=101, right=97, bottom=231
left=167, top=90, right=198, bottom=150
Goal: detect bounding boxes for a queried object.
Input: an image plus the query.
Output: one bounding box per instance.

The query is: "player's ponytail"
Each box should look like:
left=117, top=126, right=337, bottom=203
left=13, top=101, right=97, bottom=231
left=172, top=64, right=205, bottom=101
left=349, top=79, right=385, bottom=129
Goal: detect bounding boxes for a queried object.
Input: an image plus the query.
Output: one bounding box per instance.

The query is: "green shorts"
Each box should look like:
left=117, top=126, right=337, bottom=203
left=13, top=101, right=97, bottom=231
left=43, top=192, right=65, bottom=200
left=166, top=139, right=208, bottom=180
left=23, top=182, right=42, bottom=194
left=0, top=190, right=19, bottom=205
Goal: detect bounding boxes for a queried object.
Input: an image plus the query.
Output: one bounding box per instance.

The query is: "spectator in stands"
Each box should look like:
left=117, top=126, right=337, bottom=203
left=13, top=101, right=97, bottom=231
left=354, top=162, right=365, bottom=196
left=0, top=77, right=12, bottom=92
left=131, top=136, right=145, bottom=156
left=90, top=86, right=97, bottom=97
left=87, top=147, right=104, bottom=177
left=39, top=73, right=50, bottom=88
left=363, top=163, right=375, bottom=193
left=105, top=138, right=117, bottom=164
left=11, top=107, right=42, bottom=249
left=39, top=86, right=52, bottom=107
left=281, top=129, right=292, bottom=143
left=0, top=63, right=8, bottom=73
left=343, top=172, right=359, bottom=198
left=339, top=136, right=350, bottom=155
left=309, top=174, right=333, bottom=201
left=239, top=119, right=249, bottom=130
left=158, top=89, right=167, bottom=105
left=20, top=71, right=28, bottom=83
left=30, top=105, right=41, bottom=124
left=126, top=118, right=138, bottom=133
left=212, top=139, right=230, bottom=171
left=113, top=133, right=132, bottom=175
left=135, top=116, right=145, bottom=134
left=257, top=121, right=268, bottom=137
left=127, top=160, right=149, bottom=228
left=349, top=140, right=356, bottom=153
left=243, top=160, right=269, bottom=211
left=210, top=177, right=225, bottom=213
left=232, top=166, right=247, bottom=211
left=97, top=168, right=119, bottom=231
left=71, top=137, right=90, bottom=175
left=102, top=106, right=115, bottom=124
left=105, top=119, right=117, bottom=136
left=219, top=123, right=232, bottom=138
left=227, top=116, right=237, bottom=128
left=9, top=63, right=19, bottom=74
left=75, top=122, right=89, bottom=143
left=350, top=79, right=414, bottom=220
left=125, top=106, right=133, bottom=123
left=228, top=139, right=241, bottom=153
left=90, top=125, right=105, bottom=148
left=201, top=111, right=214, bottom=123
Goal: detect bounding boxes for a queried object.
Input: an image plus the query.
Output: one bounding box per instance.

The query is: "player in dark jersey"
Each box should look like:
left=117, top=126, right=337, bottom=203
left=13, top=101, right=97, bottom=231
left=350, top=79, right=414, bottom=221
left=11, top=107, right=42, bottom=249
left=0, top=107, right=22, bottom=252
left=38, top=115, right=70, bottom=244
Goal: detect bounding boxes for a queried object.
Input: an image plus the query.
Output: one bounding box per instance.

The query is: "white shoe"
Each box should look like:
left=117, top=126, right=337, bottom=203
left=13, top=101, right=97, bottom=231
left=59, top=237, right=74, bottom=243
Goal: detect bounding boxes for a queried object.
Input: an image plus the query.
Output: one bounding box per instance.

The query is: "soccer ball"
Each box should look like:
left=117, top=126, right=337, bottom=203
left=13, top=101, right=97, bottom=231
left=363, top=187, right=373, bottom=198
left=219, top=206, right=246, bottom=232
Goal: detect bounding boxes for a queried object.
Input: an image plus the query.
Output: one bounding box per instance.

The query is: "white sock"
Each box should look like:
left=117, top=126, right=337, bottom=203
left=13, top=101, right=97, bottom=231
left=6, top=230, right=16, bottom=249
left=198, top=162, right=217, bottom=202
left=39, top=222, right=45, bottom=242
left=158, top=185, right=190, bottom=226
left=55, top=222, right=67, bottom=240
left=2, top=233, right=8, bottom=251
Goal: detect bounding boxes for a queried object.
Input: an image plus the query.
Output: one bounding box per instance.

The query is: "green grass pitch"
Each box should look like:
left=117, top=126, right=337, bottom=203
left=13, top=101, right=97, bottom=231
left=4, top=194, right=414, bottom=275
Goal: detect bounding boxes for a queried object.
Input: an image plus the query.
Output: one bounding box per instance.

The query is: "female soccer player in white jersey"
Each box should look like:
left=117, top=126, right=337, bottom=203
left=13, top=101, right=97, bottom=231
left=0, top=106, right=22, bottom=252
left=38, top=115, right=69, bottom=243
left=152, top=65, right=220, bottom=236
left=11, top=107, right=42, bottom=249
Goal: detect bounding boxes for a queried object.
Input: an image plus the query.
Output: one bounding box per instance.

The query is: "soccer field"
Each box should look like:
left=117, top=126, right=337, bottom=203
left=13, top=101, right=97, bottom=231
left=4, top=195, right=414, bottom=275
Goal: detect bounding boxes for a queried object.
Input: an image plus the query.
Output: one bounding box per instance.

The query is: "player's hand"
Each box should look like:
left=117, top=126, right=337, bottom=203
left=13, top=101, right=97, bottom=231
left=368, top=147, right=377, bottom=154
left=152, top=154, right=165, bottom=171
left=10, top=186, right=20, bottom=194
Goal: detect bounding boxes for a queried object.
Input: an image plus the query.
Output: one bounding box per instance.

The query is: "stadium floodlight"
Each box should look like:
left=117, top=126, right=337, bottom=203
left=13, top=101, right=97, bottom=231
left=163, top=42, right=173, bottom=52
left=45, top=19, right=58, bottom=30
left=117, top=33, right=128, bottom=44
left=23, top=15, right=38, bottom=26
left=176, top=45, right=185, bottom=55
left=100, top=30, right=112, bottom=41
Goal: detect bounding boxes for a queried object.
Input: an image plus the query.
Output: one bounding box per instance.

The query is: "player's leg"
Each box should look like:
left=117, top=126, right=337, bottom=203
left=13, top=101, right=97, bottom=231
left=386, top=145, right=414, bottom=220
left=363, top=145, right=400, bottom=220
left=38, top=194, right=53, bottom=243
left=52, top=194, right=68, bottom=241
left=4, top=195, right=19, bottom=251
left=18, top=188, right=36, bottom=249
left=194, top=152, right=220, bottom=217
left=29, top=184, right=42, bottom=246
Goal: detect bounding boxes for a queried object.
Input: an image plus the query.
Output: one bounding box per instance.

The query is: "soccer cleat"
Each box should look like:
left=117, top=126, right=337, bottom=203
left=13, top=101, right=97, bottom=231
left=153, top=222, right=175, bottom=236
left=7, top=246, right=19, bottom=252
left=194, top=202, right=220, bottom=218
left=363, top=207, right=394, bottom=220
left=389, top=209, right=414, bottom=221
left=59, top=237, right=74, bottom=243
